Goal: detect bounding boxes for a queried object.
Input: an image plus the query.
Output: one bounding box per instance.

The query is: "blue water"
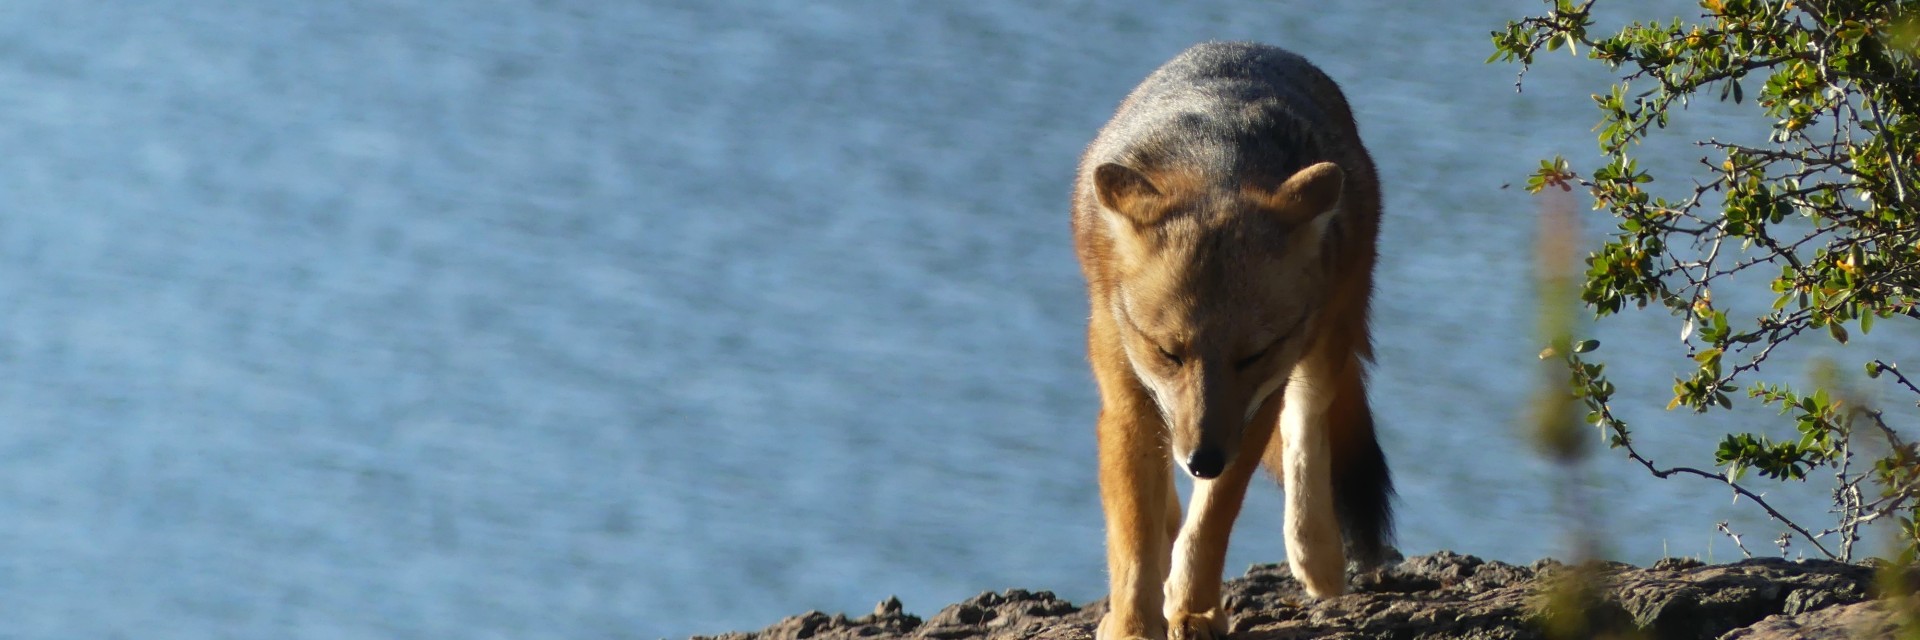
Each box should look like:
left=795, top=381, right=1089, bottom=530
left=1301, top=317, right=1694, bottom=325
left=2, top=1, right=1913, bottom=638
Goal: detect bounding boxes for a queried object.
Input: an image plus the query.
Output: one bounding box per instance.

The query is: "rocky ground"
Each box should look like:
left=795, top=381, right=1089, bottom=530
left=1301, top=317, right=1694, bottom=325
left=692, top=551, right=1917, bottom=639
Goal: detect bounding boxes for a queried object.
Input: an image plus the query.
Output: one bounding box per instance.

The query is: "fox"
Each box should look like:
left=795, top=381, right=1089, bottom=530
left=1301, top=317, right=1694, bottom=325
left=1071, top=42, right=1394, bottom=640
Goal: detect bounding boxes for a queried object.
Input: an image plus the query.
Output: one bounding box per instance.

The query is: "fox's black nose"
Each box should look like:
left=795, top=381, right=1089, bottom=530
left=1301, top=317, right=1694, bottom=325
left=1185, top=448, right=1226, bottom=479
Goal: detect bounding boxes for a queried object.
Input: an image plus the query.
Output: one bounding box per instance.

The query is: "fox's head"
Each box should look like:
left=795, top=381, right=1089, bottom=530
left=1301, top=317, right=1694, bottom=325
left=1092, top=160, right=1344, bottom=479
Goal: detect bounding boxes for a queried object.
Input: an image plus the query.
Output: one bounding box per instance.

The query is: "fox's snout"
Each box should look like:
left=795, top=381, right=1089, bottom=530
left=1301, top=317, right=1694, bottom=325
left=1183, top=447, right=1227, bottom=479
left=1173, top=392, right=1247, bottom=480
left=1170, top=371, right=1290, bottom=479
left=1158, top=365, right=1285, bottom=481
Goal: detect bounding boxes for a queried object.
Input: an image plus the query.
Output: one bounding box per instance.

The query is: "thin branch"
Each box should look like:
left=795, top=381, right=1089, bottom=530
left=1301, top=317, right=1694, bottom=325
left=1873, top=360, right=1920, bottom=402
left=1620, top=445, right=1838, bottom=559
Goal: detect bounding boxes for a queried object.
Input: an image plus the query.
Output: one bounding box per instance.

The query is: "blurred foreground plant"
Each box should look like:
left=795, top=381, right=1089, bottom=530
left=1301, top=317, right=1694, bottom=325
left=1530, top=176, right=1646, bottom=640
left=1493, top=0, right=1920, bottom=560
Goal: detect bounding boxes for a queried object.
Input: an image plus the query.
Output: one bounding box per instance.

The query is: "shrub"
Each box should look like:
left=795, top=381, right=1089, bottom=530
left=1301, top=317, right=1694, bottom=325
left=1493, top=0, right=1920, bottom=560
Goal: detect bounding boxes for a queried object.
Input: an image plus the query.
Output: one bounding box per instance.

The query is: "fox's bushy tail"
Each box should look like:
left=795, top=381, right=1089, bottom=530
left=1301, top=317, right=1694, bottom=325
left=1330, top=398, right=1394, bottom=568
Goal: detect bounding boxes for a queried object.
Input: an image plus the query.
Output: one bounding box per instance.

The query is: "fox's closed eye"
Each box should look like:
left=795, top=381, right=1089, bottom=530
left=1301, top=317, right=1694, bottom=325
left=1233, top=343, right=1273, bottom=370
left=1157, top=345, right=1183, bottom=366
left=1238, top=316, right=1306, bottom=370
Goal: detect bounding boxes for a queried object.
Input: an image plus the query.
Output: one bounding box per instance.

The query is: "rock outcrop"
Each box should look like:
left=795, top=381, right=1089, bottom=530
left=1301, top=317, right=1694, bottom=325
left=694, top=551, right=1900, bottom=640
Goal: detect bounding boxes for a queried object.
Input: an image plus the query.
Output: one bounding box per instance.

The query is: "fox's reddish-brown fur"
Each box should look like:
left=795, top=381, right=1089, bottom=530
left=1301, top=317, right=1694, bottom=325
left=1072, top=42, right=1393, bottom=640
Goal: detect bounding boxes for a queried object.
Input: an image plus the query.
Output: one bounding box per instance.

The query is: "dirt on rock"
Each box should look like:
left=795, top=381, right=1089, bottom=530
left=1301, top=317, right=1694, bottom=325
left=693, top=551, right=1903, bottom=640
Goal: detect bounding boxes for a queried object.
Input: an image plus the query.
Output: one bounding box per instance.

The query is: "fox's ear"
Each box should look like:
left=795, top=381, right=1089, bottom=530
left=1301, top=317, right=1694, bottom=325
left=1260, top=161, right=1344, bottom=230
left=1094, top=163, right=1167, bottom=227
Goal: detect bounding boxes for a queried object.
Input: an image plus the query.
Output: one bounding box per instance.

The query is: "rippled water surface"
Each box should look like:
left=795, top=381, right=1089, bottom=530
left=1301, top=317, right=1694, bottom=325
left=3, top=2, right=1913, bottom=638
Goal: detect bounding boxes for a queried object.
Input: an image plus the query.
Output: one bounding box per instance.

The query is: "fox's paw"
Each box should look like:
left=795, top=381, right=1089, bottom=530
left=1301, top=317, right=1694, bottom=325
left=1166, top=609, right=1227, bottom=640
left=1291, top=549, right=1350, bottom=600
left=1096, top=612, right=1167, bottom=640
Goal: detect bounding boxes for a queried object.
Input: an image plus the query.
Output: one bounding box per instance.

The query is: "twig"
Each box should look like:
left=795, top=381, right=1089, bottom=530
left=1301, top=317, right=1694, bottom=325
left=1718, top=521, right=1755, bottom=558
left=1873, top=360, right=1920, bottom=403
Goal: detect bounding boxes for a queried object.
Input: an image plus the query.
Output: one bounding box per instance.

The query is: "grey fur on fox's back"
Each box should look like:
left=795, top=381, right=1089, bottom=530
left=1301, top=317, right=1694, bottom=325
left=1080, top=41, right=1379, bottom=226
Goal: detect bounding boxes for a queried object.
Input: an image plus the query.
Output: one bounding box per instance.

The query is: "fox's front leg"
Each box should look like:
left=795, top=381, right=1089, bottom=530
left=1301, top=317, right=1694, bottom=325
left=1163, top=395, right=1281, bottom=640
left=1095, top=399, right=1177, bottom=640
left=1276, top=355, right=1347, bottom=597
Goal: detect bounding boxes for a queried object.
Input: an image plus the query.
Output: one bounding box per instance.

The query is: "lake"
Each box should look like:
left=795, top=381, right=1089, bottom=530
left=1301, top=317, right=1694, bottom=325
left=1, top=1, right=1912, bottom=638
